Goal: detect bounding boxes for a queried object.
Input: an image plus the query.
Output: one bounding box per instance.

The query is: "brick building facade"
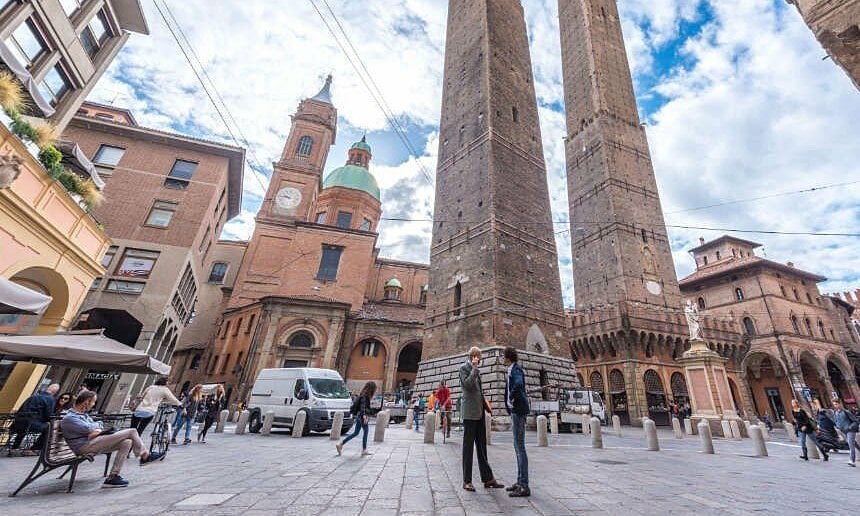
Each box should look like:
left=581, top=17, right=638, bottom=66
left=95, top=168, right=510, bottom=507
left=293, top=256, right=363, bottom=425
left=679, top=236, right=860, bottom=420
left=786, top=0, right=859, bottom=89
left=61, top=103, right=245, bottom=411
left=170, top=78, right=429, bottom=402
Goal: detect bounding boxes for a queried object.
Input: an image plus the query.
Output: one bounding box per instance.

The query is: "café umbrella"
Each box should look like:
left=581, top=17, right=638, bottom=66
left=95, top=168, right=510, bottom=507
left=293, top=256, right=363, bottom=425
left=0, top=330, right=170, bottom=375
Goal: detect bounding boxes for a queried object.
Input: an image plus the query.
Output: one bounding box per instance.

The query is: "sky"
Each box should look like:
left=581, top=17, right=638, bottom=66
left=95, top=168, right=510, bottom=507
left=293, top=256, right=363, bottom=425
left=89, top=0, right=860, bottom=307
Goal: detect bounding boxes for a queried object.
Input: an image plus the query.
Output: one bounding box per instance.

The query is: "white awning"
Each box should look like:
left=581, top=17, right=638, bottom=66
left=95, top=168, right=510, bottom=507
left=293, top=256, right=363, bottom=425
left=0, top=276, right=52, bottom=315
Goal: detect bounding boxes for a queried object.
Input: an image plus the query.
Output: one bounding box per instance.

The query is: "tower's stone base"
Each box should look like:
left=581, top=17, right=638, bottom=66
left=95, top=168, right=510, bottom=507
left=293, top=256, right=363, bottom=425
left=414, top=346, right=580, bottom=429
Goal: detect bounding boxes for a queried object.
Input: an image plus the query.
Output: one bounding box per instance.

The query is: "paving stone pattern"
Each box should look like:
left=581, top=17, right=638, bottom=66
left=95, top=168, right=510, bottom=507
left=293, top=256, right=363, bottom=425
left=1, top=422, right=858, bottom=515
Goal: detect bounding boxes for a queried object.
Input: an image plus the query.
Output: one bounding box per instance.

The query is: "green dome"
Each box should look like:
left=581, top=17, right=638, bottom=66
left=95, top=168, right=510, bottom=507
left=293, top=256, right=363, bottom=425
left=385, top=278, right=402, bottom=288
left=322, top=164, right=380, bottom=200
left=351, top=139, right=372, bottom=153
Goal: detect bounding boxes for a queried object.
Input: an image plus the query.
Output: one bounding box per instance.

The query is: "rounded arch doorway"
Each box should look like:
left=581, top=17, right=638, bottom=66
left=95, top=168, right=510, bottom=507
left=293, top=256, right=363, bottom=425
left=345, top=338, right=387, bottom=393
left=395, top=341, right=421, bottom=398
left=644, top=369, right=669, bottom=426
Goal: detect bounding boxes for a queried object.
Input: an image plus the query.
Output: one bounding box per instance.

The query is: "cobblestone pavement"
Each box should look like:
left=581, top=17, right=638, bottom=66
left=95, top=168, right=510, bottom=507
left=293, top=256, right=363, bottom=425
left=1, top=422, right=858, bottom=515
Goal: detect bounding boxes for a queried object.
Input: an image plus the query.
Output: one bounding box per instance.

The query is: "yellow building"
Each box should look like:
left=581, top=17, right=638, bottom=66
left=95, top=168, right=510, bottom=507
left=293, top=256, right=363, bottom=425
left=0, top=122, right=108, bottom=411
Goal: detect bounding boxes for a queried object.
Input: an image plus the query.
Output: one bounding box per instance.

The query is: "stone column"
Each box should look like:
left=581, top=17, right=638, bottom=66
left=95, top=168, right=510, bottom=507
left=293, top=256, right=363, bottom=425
left=677, top=338, right=739, bottom=437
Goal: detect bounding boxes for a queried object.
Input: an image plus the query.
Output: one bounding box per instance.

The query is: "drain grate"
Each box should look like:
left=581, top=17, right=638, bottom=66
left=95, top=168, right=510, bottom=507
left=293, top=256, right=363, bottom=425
left=591, top=459, right=628, bottom=465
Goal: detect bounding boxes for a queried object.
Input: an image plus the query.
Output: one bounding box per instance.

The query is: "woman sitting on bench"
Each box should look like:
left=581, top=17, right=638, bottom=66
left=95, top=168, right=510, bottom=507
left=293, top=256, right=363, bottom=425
left=61, top=390, right=164, bottom=488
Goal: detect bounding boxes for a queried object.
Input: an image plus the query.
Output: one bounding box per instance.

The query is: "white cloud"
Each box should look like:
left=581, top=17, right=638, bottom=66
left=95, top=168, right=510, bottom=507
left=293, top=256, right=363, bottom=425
left=90, top=0, right=860, bottom=307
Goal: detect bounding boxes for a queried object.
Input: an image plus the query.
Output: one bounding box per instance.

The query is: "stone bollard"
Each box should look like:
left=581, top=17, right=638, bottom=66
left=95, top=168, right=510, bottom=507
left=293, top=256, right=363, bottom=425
left=808, top=439, right=821, bottom=459
left=612, top=415, right=622, bottom=437
left=537, top=415, right=548, bottom=447
left=215, top=409, right=229, bottom=433
left=485, top=414, right=492, bottom=445
left=424, top=411, right=436, bottom=444
left=698, top=421, right=714, bottom=454
left=261, top=410, right=275, bottom=435
left=385, top=410, right=392, bottom=428
left=759, top=424, right=769, bottom=441
left=672, top=417, right=683, bottom=439
left=406, top=409, right=414, bottom=429
left=235, top=410, right=250, bottom=435
left=743, top=420, right=752, bottom=438
left=374, top=411, right=389, bottom=442
left=729, top=420, right=742, bottom=440
left=549, top=413, right=559, bottom=435
left=683, top=418, right=693, bottom=436
left=720, top=420, right=732, bottom=439
left=591, top=417, right=603, bottom=449
left=292, top=410, right=307, bottom=438
left=784, top=421, right=798, bottom=442
left=750, top=425, right=768, bottom=457
left=644, top=419, right=659, bottom=451
left=582, top=414, right=591, bottom=436
left=232, top=411, right=240, bottom=423
left=330, top=411, right=345, bottom=441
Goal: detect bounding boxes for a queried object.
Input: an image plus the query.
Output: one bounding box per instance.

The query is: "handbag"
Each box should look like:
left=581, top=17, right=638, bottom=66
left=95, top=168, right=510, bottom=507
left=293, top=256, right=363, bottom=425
left=128, top=396, right=143, bottom=412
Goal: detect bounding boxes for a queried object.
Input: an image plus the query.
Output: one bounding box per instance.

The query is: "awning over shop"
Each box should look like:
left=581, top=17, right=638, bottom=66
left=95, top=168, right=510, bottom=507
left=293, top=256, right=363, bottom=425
left=0, top=330, right=170, bottom=375
left=0, top=276, right=52, bottom=315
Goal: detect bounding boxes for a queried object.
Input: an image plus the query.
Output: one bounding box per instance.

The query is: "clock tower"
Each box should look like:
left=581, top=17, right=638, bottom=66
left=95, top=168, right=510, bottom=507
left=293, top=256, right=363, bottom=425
left=259, top=76, right=337, bottom=223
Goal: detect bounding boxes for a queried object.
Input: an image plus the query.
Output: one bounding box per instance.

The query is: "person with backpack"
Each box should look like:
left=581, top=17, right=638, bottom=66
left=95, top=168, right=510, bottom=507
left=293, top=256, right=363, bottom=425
left=337, top=381, right=376, bottom=457
left=791, top=398, right=828, bottom=461
left=833, top=399, right=859, bottom=467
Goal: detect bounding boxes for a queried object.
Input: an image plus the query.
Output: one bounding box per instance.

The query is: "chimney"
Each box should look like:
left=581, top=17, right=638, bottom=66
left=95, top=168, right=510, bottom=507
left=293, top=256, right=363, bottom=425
left=786, top=261, right=794, bottom=268
left=698, top=237, right=705, bottom=245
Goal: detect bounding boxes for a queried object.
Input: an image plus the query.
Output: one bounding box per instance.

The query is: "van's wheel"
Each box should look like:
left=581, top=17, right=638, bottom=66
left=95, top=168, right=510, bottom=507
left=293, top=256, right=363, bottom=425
left=301, top=410, right=311, bottom=436
left=248, top=411, right=262, bottom=433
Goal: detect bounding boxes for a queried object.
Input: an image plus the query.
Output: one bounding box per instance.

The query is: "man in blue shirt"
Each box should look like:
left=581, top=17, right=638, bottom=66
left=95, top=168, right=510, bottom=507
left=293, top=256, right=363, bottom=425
left=61, top=390, right=163, bottom=488
left=11, top=383, right=59, bottom=454
left=503, top=346, right=530, bottom=498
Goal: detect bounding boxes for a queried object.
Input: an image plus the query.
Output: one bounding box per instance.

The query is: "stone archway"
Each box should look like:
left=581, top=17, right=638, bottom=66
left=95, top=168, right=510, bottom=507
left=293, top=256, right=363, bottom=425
left=9, top=266, right=71, bottom=334
left=395, top=341, right=422, bottom=395
left=799, top=352, right=827, bottom=407
left=345, top=338, right=388, bottom=393
left=745, top=353, right=791, bottom=421
left=826, top=358, right=852, bottom=403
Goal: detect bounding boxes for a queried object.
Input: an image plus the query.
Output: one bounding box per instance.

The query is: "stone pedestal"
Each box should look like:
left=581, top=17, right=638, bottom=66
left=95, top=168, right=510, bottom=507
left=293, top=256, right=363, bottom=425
left=677, top=338, right=740, bottom=438
left=414, top=346, right=579, bottom=429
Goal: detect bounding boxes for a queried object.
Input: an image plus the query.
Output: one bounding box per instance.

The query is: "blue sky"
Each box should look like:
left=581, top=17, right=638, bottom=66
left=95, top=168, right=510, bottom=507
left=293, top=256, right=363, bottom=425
left=89, top=0, right=860, bottom=307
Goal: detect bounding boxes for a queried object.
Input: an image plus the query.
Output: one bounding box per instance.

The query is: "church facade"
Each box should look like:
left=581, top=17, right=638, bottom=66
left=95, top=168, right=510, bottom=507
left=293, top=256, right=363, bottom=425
left=169, top=78, right=427, bottom=401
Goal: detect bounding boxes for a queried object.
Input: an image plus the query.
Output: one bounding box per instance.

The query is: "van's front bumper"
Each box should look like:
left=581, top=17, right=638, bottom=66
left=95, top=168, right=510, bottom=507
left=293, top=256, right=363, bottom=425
left=309, top=408, right=354, bottom=432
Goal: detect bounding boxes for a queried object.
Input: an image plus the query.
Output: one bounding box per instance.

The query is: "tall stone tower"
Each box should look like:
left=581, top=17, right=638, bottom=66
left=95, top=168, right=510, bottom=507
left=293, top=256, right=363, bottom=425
left=559, top=0, right=680, bottom=310
left=422, top=0, right=568, bottom=360
left=559, top=0, right=742, bottom=428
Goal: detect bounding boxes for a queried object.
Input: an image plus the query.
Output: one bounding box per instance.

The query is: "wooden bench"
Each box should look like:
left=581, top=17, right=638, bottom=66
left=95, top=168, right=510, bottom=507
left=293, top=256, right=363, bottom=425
left=9, top=419, right=111, bottom=497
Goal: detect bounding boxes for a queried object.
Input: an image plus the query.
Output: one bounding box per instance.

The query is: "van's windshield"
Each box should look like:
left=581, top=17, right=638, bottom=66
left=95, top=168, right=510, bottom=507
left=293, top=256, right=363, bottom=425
left=309, top=378, right=351, bottom=399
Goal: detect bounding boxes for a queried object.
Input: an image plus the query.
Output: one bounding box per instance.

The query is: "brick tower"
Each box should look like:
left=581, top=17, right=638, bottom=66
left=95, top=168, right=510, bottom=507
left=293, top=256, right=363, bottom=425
left=423, top=0, right=567, bottom=359
left=417, top=0, right=579, bottom=419
left=559, top=0, right=742, bottom=427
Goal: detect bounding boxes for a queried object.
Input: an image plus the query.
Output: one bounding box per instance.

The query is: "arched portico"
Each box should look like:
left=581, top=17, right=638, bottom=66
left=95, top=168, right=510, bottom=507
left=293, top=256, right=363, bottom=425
left=744, top=352, right=792, bottom=421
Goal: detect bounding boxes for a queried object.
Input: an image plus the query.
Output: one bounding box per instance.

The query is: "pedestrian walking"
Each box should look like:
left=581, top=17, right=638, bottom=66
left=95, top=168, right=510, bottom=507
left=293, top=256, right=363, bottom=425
left=198, top=385, right=227, bottom=443
left=172, top=384, right=202, bottom=445
left=130, top=377, right=181, bottom=437
left=459, top=346, right=504, bottom=492
left=791, top=399, right=829, bottom=461
left=337, top=381, right=376, bottom=456
left=833, top=399, right=859, bottom=467
left=411, top=393, right=423, bottom=431
left=503, top=346, right=530, bottom=497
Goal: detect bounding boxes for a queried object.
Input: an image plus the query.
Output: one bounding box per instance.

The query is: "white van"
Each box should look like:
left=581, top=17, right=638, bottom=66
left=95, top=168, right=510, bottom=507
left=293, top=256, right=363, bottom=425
left=246, top=368, right=353, bottom=436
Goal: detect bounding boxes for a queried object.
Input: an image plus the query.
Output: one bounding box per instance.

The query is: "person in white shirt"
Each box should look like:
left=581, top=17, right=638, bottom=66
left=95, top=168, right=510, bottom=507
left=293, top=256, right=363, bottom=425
left=130, top=377, right=181, bottom=436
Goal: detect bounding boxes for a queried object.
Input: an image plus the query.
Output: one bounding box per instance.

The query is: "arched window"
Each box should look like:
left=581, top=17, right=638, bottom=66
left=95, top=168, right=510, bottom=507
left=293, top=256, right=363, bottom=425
left=804, top=318, right=813, bottom=336
left=734, top=288, right=744, bottom=301
left=362, top=340, right=381, bottom=357
left=288, top=331, right=313, bottom=348
left=296, top=135, right=313, bottom=157
left=590, top=371, right=604, bottom=393
left=453, top=281, right=462, bottom=316
left=791, top=315, right=800, bottom=334
left=792, top=288, right=799, bottom=301
left=643, top=370, right=665, bottom=393
left=697, top=297, right=706, bottom=310
left=609, top=369, right=625, bottom=393
left=806, top=292, right=813, bottom=304
left=742, top=317, right=756, bottom=336
left=670, top=372, right=689, bottom=400
left=779, top=285, right=786, bottom=297
left=716, top=251, right=721, bottom=260
left=818, top=320, right=826, bottom=338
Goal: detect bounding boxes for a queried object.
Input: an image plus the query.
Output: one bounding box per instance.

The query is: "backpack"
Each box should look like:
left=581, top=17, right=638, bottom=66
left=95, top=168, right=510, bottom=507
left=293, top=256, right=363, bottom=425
left=350, top=396, right=360, bottom=416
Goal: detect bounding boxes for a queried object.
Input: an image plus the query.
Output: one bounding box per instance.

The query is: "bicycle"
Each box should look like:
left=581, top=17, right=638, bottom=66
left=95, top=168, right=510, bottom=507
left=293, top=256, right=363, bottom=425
left=440, top=408, right=452, bottom=444
left=149, top=403, right=176, bottom=456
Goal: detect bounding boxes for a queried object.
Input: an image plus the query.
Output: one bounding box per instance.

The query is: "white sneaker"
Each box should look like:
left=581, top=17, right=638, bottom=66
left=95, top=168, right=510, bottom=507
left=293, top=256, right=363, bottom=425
left=847, top=461, right=856, bottom=467
left=361, top=449, right=372, bottom=456
left=335, top=443, right=343, bottom=456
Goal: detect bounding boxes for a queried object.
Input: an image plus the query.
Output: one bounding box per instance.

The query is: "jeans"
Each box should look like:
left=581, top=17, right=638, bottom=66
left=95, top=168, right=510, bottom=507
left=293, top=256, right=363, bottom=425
left=81, top=428, right=145, bottom=477
left=462, top=414, right=494, bottom=484
left=413, top=410, right=421, bottom=431
left=130, top=414, right=154, bottom=437
left=847, top=431, right=857, bottom=463
left=511, top=412, right=529, bottom=487
left=172, top=414, right=194, bottom=441
left=800, top=431, right=826, bottom=456
left=342, top=417, right=369, bottom=449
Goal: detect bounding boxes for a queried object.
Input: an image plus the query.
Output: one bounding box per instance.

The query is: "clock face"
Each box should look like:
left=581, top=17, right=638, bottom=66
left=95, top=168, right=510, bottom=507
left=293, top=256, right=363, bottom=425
left=275, top=187, right=302, bottom=211
left=645, top=280, right=663, bottom=296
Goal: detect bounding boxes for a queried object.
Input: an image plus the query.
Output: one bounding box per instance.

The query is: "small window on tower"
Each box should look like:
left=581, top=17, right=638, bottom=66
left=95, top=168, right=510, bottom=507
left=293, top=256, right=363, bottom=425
left=716, top=251, right=721, bottom=260
left=315, top=212, right=326, bottom=224
left=296, top=136, right=313, bottom=157
left=640, top=228, right=647, bottom=243
left=512, top=106, right=518, bottom=122
left=336, top=211, right=352, bottom=229
left=360, top=218, right=372, bottom=231
left=453, top=281, right=463, bottom=316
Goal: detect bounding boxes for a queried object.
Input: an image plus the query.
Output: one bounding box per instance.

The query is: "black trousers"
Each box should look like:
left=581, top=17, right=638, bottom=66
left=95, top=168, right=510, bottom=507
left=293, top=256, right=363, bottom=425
left=462, top=414, right=494, bottom=484
left=200, top=415, right=217, bottom=440
left=130, top=415, right=154, bottom=437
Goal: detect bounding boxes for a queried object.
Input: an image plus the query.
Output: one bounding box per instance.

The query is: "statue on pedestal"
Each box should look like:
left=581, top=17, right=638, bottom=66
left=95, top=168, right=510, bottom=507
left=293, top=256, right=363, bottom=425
left=684, top=300, right=701, bottom=341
